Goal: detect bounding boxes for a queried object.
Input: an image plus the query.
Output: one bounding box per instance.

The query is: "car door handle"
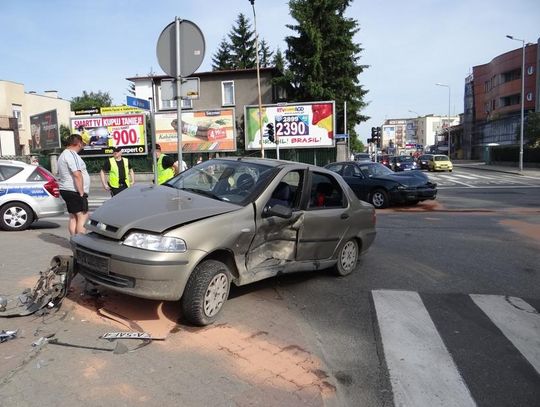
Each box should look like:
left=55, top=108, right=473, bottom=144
left=340, top=213, right=349, bottom=219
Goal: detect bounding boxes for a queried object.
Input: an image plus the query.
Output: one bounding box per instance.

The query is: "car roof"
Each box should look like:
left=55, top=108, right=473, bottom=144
left=0, top=159, right=28, bottom=166
left=215, top=156, right=326, bottom=172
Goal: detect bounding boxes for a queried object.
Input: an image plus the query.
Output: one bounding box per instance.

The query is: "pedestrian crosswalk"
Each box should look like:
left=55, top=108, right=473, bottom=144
left=426, top=170, right=540, bottom=188
left=372, top=290, right=540, bottom=407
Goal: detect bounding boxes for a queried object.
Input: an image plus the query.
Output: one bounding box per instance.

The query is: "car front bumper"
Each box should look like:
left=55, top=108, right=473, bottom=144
left=71, top=233, right=206, bottom=301
left=389, top=187, right=437, bottom=203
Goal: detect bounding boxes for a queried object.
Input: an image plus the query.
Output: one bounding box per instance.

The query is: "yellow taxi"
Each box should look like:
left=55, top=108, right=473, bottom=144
left=428, top=155, right=453, bottom=172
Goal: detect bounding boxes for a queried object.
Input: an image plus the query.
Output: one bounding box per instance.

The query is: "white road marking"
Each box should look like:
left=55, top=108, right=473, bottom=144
left=471, top=295, right=540, bottom=375
left=438, top=175, right=476, bottom=187
left=451, top=173, right=477, bottom=180
left=373, top=290, right=476, bottom=407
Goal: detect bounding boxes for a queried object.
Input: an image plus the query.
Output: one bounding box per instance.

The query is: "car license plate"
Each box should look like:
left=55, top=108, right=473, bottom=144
left=76, top=249, right=110, bottom=273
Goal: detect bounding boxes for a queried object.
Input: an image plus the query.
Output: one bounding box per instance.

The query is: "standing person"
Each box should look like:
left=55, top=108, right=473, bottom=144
left=196, top=155, right=203, bottom=165
left=155, top=144, right=178, bottom=185
left=100, top=147, right=135, bottom=196
left=57, top=134, right=90, bottom=236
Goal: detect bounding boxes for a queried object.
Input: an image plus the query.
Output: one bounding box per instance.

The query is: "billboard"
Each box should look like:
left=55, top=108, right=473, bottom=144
left=244, top=101, right=335, bottom=150
left=30, top=109, right=60, bottom=151
left=70, top=113, right=147, bottom=157
left=154, top=108, right=236, bottom=153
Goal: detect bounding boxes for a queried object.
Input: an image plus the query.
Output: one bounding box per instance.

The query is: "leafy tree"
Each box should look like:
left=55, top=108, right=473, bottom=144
left=60, top=124, right=71, bottom=146
left=284, top=0, right=369, bottom=145
left=520, top=111, right=540, bottom=148
left=71, top=90, right=112, bottom=111
left=228, top=13, right=257, bottom=69
left=212, top=38, right=234, bottom=71
left=258, top=39, right=273, bottom=67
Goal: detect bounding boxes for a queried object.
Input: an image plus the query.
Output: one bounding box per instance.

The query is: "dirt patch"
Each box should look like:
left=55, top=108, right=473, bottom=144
left=499, top=219, right=540, bottom=244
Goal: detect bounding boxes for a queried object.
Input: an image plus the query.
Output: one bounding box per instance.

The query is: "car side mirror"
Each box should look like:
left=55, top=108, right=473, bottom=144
left=263, top=204, right=293, bottom=219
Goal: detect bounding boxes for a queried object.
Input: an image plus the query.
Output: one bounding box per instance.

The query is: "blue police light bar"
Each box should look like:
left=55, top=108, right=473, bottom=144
left=126, top=96, right=150, bottom=110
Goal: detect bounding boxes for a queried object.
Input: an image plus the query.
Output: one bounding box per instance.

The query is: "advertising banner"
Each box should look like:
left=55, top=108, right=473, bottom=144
left=70, top=114, right=147, bottom=157
left=154, top=108, right=236, bottom=153
left=244, top=101, right=335, bottom=150
left=30, top=109, right=60, bottom=151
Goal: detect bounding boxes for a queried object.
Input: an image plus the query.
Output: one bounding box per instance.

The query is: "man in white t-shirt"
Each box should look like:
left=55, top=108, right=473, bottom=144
left=57, top=134, right=90, bottom=235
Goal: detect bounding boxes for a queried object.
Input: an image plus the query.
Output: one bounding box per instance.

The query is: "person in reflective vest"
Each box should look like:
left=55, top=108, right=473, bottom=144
left=155, top=143, right=178, bottom=184
left=100, top=147, right=135, bottom=196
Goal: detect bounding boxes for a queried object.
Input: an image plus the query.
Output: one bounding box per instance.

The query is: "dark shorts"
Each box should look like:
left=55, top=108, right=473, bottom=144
left=60, top=190, right=89, bottom=214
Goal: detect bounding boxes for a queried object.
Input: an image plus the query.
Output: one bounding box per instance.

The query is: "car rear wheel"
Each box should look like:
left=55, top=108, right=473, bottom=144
left=0, top=202, right=34, bottom=231
left=181, top=260, right=231, bottom=326
left=332, top=238, right=359, bottom=276
left=370, top=189, right=389, bottom=209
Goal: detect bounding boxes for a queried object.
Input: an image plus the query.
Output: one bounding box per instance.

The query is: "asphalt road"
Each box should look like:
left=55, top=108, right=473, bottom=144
left=1, top=167, right=539, bottom=406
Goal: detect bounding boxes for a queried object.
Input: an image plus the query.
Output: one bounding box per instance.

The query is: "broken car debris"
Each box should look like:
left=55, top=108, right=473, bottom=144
left=0, top=329, right=18, bottom=343
left=0, top=255, right=75, bottom=318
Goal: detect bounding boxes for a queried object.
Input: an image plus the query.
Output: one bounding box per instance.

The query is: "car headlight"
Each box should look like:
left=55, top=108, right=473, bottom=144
left=397, top=184, right=407, bottom=190
left=123, top=232, right=187, bottom=252
left=396, top=163, right=401, bottom=166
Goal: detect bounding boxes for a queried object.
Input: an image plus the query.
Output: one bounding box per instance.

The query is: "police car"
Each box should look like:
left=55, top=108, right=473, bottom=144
left=0, top=160, right=66, bottom=231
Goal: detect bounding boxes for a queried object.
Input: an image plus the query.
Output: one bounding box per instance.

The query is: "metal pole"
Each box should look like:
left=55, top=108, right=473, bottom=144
left=344, top=101, right=349, bottom=160
left=447, top=86, right=451, bottom=159
left=250, top=0, right=265, bottom=158
left=175, top=17, right=184, bottom=170
left=150, top=77, right=158, bottom=185
left=519, top=40, right=525, bottom=172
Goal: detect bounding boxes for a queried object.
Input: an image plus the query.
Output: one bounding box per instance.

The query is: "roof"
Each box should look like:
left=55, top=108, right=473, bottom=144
left=126, top=67, right=281, bottom=82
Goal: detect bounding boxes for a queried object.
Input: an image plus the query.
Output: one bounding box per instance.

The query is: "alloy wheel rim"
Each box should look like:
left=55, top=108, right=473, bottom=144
left=4, top=207, right=27, bottom=228
left=204, top=273, right=228, bottom=317
left=373, top=193, right=384, bottom=207
left=340, top=241, right=357, bottom=271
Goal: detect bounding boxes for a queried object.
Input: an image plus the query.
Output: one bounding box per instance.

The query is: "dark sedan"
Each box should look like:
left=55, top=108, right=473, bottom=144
left=390, top=155, right=418, bottom=171
left=325, top=161, right=437, bottom=209
left=418, top=154, right=433, bottom=170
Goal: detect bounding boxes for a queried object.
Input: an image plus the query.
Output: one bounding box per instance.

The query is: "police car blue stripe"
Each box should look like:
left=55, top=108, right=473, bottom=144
left=0, top=187, right=49, bottom=198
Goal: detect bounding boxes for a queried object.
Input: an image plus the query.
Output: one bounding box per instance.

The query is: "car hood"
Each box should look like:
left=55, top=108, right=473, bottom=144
left=372, top=172, right=432, bottom=187
left=87, top=185, right=240, bottom=238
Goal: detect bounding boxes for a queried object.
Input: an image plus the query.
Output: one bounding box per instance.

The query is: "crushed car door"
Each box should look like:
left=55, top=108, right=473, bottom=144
left=296, top=171, right=350, bottom=261
left=245, top=170, right=304, bottom=278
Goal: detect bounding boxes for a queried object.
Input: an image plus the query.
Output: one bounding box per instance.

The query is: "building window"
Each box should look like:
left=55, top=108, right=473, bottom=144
left=500, top=93, right=520, bottom=107
left=501, top=68, right=521, bottom=84
left=11, top=105, right=22, bottom=129
left=221, top=81, right=235, bottom=106
left=158, top=84, right=192, bottom=110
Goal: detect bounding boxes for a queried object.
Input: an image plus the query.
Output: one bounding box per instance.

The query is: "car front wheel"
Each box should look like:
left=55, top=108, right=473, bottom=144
left=0, top=202, right=34, bottom=231
left=181, top=260, right=231, bottom=326
left=332, top=238, right=359, bottom=276
left=370, top=189, right=389, bottom=209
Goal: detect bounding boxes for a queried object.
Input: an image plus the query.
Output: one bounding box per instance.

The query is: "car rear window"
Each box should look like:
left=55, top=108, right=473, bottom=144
left=0, top=165, right=23, bottom=181
left=434, top=156, right=449, bottom=161
left=27, top=166, right=54, bottom=182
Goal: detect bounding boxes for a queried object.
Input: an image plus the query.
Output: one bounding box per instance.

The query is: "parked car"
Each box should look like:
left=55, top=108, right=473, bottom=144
left=390, top=155, right=418, bottom=171
left=417, top=154, right=433, bottom=170
left=377, top=154, right=392, bottom=168
left=0, top=160, right=65, bottom=231
left=354, top=153, right=372, bottom=162
left=325, top=161, right=437, bottom=209
left=71, top=158, right=377, bottom=326
left=428, top=155, right=453, bottom=172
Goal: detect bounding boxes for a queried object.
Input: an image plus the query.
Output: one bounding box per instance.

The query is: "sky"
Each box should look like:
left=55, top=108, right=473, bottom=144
left=1, top=0, right=539, bottom=143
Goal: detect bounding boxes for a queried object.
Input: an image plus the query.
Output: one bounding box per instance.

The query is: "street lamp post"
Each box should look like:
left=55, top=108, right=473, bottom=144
left=249, top=0, right=265, bottom=158
left=436, top=83, right=451, bottom=158
left=506, top=35, right=525, bottom=172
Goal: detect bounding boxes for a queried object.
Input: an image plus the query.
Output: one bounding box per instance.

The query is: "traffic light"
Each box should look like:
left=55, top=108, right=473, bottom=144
left=375, top=127, right=382, bottom=148
left=266, top=123, right=275, bottom=143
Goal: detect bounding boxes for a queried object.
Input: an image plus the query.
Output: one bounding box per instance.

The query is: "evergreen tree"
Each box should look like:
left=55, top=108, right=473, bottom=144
left=228, top=13, right=256, bottom=69
left=212, top=37, right=234, bottom=71
left=284, top=0, right=369, bottom=139
left=272, top=47, right=286, bottom=72
left=258, top=39, right=273, bottom=67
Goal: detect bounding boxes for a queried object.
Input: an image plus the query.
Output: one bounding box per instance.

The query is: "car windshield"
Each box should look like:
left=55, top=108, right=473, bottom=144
left=166, top=159, right=275, bottom=205
left=434, top=155, right=449, bottom=161
left=358, top=163, right=394, bottom=177
left=397, top=156, right=414, bottom=162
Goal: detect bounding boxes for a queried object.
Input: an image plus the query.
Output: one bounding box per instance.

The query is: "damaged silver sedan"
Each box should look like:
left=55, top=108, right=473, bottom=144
left=71, top=158, right=376, bottom=325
